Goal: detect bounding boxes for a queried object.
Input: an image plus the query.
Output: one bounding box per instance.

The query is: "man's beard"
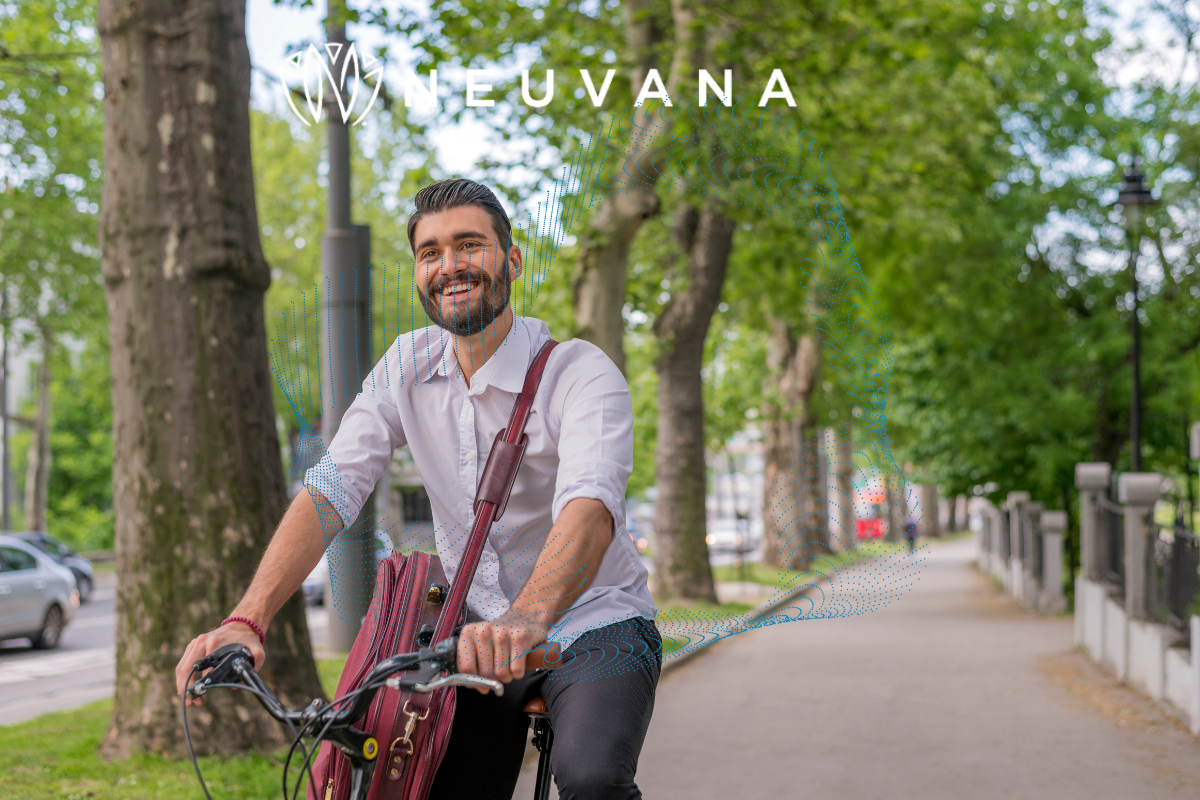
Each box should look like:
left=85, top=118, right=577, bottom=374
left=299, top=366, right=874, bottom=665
left=418, top=268, right=511, bottom=336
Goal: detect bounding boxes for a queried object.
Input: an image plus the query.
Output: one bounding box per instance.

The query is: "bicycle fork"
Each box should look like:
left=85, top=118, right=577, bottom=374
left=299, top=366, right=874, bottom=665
left=324, top=727, right=379, bottom=800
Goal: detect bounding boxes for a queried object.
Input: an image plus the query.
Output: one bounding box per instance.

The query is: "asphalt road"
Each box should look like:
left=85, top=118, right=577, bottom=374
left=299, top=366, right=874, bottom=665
left=513, top=538, right=1200, bottom=799
left=0, top=571, right=330, bottom=726
left=0, top=550, right=676, bottom=727
left=0, top=569, right=118, bottom=725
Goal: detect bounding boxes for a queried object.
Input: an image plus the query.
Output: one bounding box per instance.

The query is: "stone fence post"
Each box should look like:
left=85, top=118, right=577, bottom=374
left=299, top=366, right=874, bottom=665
left=1006, top=491, right=1030, bottom=596
left=980, top=502, right=995, bottom=573
left=1117, top=473, right=1162, bottom=621
left=1075, top=463, right=1112, bottom=582
left=995, top=503, right=1010, bottom=575
left=1039, top=510, right=1067, bottom=614
left=992, top=503, right=1009, bottom=579
left=1020, top=501, right=1043, bottom=607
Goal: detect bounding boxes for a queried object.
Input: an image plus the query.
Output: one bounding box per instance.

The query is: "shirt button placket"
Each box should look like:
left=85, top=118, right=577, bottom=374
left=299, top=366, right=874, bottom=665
left=459, top=397, right=478, bottom=502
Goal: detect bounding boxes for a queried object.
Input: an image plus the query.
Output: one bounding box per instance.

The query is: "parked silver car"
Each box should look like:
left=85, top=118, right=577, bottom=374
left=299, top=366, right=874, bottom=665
left=0, top=535, right=79, bottom=649
left=13, top=531, right=96, bottom=603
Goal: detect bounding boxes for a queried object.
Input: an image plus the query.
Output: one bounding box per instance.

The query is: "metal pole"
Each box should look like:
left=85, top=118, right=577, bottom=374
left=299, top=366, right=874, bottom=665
left=1130, top=234, right=1142, bottom=472
left=1, top=285, right=9, bottom=532
left=1191, top=421, right=1200, bottom=529
left=320, top=18, right=376, bottom=652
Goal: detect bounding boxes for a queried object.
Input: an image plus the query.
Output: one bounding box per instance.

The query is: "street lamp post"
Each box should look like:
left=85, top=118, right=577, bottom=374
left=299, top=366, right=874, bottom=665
left=1116, top=155, right=1158, bottom=472
left=320, top=17, right=376, bottom=652
left=1, top=286, right=8, bottom=531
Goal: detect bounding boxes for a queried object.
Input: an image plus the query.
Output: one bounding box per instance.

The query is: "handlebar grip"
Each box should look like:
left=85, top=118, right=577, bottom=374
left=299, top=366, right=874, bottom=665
left=187, top=643, right=257, bottom=698
left=204, top=643, right=254, bottom=664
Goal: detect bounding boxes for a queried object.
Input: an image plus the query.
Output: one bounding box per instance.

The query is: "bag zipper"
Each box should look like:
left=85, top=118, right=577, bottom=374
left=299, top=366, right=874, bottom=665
left=359, top=555, right=417, bottom=736
left=330, top=556, right=403, bottom=800
left=345, top=558, right=401, bottom=689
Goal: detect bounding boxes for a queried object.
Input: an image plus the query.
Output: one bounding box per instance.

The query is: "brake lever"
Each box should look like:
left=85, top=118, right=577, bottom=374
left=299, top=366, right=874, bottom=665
left=378, top=636, right=500, bottom=694
left=413, top=673, right=505, bottom=695
left=188, top=643, right=254, bottom=698
left=383, top=661, right=440, bottom=689
left=382, top=637, right=506, bottom=695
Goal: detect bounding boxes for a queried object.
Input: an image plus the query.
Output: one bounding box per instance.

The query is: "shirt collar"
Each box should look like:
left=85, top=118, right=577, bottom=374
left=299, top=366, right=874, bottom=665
left=419, top=317, right=532, bottom=395
left=416, top=328, right=454, bottom=383
left=468, top=317, right=530, bottom=395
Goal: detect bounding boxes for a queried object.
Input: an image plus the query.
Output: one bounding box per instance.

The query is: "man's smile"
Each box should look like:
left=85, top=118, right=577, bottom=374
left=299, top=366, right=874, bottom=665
left=433, top=274, right=489, bottom=304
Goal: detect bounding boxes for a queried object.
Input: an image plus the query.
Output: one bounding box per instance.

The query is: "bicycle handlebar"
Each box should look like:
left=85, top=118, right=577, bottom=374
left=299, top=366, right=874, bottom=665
left=186, top=637, right=502, bottom=732
left=184, top=636, right=559, bottom=800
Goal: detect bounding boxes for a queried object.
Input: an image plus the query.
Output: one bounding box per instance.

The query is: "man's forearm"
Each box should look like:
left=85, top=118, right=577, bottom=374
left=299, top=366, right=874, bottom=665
left=503, top=497, right=614, bottom=628
left=229, top=488, right=338, bottom=631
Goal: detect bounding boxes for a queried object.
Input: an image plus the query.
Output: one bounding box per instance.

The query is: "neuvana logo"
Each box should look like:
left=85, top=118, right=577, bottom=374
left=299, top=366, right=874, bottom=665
left=278, top=43, right=384, bottom=127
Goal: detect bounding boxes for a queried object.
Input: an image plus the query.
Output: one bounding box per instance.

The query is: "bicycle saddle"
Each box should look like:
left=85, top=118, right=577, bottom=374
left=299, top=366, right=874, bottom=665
left=523, top=696, right=548, bottom=716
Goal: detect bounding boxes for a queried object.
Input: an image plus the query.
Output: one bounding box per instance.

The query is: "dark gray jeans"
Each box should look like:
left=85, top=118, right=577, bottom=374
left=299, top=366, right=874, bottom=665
left=428, top=616, right=662, bottom=800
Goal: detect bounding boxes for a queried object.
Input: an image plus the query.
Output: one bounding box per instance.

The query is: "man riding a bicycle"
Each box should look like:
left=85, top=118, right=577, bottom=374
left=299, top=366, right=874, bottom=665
left=174, top=178, right=661, bottom=800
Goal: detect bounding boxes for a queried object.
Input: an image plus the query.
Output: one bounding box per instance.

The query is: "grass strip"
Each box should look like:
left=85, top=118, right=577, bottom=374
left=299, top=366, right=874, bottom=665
left=0, top=656, right=351, bottom=800
left=711, top=539, right=911, bottom=588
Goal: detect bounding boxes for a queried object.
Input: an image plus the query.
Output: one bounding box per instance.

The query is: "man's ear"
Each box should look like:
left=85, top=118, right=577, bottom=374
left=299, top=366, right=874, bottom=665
left=508, top=243, right=524, bottom=284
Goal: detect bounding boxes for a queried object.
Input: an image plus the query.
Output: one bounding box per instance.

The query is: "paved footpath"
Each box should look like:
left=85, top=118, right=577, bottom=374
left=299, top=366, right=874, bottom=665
left=517, top=537, right=1200, bottom=799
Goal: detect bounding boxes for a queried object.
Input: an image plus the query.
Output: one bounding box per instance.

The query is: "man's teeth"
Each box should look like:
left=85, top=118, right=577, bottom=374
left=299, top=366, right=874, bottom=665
left=443, top=282, right=475, bottom=296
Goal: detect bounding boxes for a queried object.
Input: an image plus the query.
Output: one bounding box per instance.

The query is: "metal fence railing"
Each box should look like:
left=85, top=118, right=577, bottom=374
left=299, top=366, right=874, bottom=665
left=1096, top=495, right=1126, bottom=595
left=1149, top=521, right=1200, bottom=639
left=1029, top=516, right=1044, bottom=588
left=998, top=509, right=1011, bottom=563
left=1015, top=509, right=1027, bottom=562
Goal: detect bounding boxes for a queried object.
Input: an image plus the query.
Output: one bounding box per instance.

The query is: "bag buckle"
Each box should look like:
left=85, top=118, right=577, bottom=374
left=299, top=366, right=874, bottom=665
left=473, top=428, right=528, bottom=523
left=386, top=700, right=431, bottom=781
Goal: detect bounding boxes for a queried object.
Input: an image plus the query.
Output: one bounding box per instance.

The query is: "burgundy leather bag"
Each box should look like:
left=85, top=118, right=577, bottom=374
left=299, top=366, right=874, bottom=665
left=309, top=339, right=559, bottom=800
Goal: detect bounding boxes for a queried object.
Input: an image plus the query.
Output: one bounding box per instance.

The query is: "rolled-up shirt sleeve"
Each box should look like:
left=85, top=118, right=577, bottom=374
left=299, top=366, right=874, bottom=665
left=551, top=349, right=634, bottom=539
left=305, top=360, right=406, bottom=529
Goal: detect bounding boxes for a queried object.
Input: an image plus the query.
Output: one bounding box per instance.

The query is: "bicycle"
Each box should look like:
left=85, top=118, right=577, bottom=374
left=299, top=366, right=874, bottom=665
left=183, top=637, right=556, bottom=800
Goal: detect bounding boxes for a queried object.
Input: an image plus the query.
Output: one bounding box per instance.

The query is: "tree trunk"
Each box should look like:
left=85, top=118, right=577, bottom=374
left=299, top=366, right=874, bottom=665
left=573, top=183, right=658, bottom=374
left=761, top=412, right=798, bottom=568
left=98, top=0, right=322, bottom=757
left=761, top=319, right=794, bottom=568
left=759, top=318, right=823, bottom=569
left=946, top=492, right=958, bottom=532
left=886, top=473, right=902, bottom=542
left=650, top=203, right=733, bottom=601
left=23, top=325, right=51, bottom=532
left=833, top=428, right=855, bottom=551
left=919, top=483, right=940, bottom=538
left=572, top=0, right=699, bottom=372
left=792, top=404, right=826, bottom=570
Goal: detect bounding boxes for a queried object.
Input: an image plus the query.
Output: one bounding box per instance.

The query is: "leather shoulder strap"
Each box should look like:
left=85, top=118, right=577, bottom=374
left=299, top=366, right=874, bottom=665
left=505, top=339, right=558, bottom=447
left=433, top=338, right=558, bottom=641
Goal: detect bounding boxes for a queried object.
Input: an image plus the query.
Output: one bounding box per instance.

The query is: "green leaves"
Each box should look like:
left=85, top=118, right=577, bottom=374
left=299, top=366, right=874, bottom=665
left=1, top=0, right=105, bottom=339
left=1, top=1, right=109, bottom=544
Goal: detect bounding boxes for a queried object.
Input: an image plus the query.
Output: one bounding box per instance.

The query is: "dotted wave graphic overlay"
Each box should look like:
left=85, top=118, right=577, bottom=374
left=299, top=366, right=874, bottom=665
left=266, top=99, right=927, bottom=682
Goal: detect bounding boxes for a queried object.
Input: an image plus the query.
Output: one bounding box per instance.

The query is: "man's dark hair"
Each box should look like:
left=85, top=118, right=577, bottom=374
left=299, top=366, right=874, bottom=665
left=406, top=178, right=513, bottom=253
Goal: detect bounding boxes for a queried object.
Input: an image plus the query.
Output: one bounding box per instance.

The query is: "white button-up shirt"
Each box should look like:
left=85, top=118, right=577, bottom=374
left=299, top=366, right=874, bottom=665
left=305, top=315, right=656, bottom=648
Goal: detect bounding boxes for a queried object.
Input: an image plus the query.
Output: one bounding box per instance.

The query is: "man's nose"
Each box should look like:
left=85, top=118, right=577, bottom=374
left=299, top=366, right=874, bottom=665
left=432, top=261, right=476, bottom=285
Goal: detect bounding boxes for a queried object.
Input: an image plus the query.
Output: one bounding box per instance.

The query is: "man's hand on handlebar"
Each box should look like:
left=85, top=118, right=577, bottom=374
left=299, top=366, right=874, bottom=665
left=457, top=616, right=551, bottom=693
left=175, top=622, right=265, bottom=707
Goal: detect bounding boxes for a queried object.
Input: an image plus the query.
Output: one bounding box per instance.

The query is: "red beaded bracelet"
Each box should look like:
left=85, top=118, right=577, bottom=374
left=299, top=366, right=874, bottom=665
left=221, top=615, right=266, bottom=645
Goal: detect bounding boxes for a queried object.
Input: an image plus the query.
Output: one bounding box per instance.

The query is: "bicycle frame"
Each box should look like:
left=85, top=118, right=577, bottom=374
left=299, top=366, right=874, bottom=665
left=320, top=726, right=378, bottom=800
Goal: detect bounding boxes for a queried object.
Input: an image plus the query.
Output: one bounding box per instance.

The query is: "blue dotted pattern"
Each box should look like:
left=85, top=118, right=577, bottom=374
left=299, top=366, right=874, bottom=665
left=265, top=97, right=925, bottom=682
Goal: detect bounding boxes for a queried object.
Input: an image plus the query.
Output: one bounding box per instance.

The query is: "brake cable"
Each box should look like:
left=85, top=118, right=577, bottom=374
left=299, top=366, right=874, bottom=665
left=183, top=666, right=309, bottom=800
left=182, top=644, right=461, bottom=800
left=181, top=668, right=215, bottom=800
